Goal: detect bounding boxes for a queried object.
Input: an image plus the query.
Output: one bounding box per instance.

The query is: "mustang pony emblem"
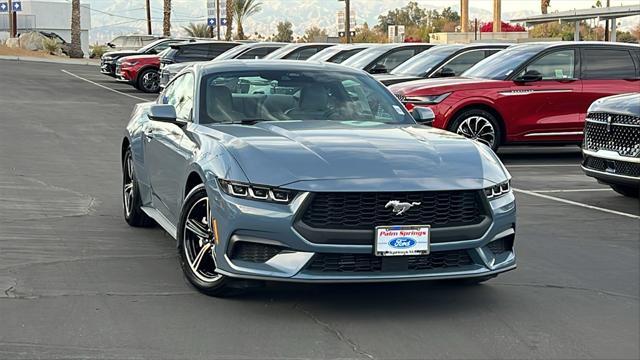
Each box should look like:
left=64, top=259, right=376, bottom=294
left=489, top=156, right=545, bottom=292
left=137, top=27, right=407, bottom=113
left=385, top=200, right=421, bottom=215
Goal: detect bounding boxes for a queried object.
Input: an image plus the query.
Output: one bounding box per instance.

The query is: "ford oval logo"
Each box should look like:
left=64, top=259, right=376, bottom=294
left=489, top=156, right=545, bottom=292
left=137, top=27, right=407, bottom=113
left=388, top=237, right=416, bottom=249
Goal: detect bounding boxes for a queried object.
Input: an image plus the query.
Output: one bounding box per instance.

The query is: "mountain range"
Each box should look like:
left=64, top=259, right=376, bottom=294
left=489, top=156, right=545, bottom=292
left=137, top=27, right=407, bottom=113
left=87, top=0, right=637, bottom=44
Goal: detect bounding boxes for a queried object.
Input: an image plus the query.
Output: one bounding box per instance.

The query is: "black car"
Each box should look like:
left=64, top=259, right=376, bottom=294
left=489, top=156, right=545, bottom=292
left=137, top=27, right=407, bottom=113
left=263, top=43, right=336, bottom=60
left=375, top=43, right=509, bottom=86
left=306, top=44, right=373, bottom=63
left=582, top=93, right=640, bottom=198
left=160, top=41, right=241, bottom=67
left=341, top=43, right=434, bottom=74
left=101, top=38, right=186, bottom=77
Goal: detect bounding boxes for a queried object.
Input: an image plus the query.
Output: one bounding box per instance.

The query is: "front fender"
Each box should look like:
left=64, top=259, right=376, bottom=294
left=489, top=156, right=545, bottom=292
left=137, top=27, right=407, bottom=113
left=442, top=95, right=506, bottom=131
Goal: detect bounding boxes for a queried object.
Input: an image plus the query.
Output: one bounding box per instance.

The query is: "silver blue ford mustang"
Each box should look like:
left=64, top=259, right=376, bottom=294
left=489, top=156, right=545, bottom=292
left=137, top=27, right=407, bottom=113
left=121, top=60, right=516, bottom=296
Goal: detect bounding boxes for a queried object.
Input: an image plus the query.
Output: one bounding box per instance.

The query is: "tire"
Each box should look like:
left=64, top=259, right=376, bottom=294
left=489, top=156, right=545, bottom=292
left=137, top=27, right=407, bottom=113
left=449, top=108, right=502, bottom=151
left=122, top=148, right=154, bottom=227
left=136, top=68, right=160, bottom=93
left=610, top=184, right=639, bottom=198
left=178, top=185, right=236, bottom=296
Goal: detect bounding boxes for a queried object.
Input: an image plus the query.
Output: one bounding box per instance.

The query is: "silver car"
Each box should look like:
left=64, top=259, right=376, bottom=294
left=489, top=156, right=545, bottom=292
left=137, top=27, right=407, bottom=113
left=121, top=60, right=517, bottom=296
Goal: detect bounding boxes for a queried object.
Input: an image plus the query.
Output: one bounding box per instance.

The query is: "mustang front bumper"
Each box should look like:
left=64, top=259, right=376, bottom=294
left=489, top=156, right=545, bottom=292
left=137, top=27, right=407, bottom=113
left=206, top=181, right=517, bottom=283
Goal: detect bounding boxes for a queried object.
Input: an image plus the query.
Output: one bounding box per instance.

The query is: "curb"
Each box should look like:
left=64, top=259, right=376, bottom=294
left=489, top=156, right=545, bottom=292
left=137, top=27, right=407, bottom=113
left=0, top=55, right=99, bottom=66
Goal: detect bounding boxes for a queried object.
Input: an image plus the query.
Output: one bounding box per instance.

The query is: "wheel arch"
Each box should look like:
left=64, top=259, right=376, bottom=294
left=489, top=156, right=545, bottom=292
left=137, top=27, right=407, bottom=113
left=449, top=103, right=507, bottom=144
left=121, top=137, right=131, bottom=166
left=135, top=65, right=160, bottom=83
left=185, top=171, right=205, bottom=200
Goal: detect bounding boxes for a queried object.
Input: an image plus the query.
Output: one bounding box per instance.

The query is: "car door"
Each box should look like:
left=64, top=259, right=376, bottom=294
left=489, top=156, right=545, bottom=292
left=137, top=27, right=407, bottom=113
left=505, top=48, right=583, bottom=140
left=144, top=73, right=195, bottom=222
left=580, top=47, right=639, bottom=122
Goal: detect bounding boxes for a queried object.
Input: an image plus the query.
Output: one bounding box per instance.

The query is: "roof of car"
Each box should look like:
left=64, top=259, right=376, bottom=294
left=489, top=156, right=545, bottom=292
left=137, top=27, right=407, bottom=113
left=512, top=41, right=640, bottom=49
left=171, top=40, right=241, bottom=48
left=195, top=59, right=366, bottom=75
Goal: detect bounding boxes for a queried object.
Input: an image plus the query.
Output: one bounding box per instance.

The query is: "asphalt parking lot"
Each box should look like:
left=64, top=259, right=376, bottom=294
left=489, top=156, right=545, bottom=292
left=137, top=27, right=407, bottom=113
left=0, top=59, right=638, bottom=359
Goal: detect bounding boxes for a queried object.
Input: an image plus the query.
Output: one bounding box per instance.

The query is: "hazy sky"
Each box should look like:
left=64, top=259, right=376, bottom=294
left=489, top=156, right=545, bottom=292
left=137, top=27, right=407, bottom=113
left=438, top=0, right=639, bottom=13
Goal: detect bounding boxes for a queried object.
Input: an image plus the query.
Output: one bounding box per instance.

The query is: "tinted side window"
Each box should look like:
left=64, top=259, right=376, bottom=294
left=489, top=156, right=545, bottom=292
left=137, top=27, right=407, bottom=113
left=209, top=44, right=238, bottom=58
left=237, top=47, right=278, bottom=59
left=329, top=48, right=364, bottom=63
left=285, top=47, right=319, bottom=60
left=485, top=49, right=501, bottom=57
left=377, top=49, right=414, bottom=71
left=519, top=49, right=575, bottom=80
left=442, top=50, right=486, bottom=76
left=582, top=48, right=636, bottom=80
left=179, top=45, right=211, bottom=58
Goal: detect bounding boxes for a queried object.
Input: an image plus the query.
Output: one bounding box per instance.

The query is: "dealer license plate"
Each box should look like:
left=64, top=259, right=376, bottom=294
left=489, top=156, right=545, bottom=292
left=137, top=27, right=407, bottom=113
left=375, top=225, right=430, bottom=256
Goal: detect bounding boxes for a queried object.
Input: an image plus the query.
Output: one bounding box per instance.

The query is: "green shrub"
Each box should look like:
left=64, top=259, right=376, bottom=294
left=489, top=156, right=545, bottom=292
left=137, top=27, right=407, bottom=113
left=42, top=37, right=61, bottom=54
left=90, top=44, right=108, bottom=59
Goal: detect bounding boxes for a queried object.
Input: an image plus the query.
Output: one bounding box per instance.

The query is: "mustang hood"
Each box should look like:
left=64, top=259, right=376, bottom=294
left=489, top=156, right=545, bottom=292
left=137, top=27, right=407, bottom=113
left=204, top=121, right=508, bottom=192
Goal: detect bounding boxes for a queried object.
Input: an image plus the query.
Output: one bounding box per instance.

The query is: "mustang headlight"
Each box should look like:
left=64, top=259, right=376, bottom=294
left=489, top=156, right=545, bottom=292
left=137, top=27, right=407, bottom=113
left=404, top=92, right=451, bottom=105
left=217, top=179, right=296, bottom=204
left=484, top=180, right=511, bottom=200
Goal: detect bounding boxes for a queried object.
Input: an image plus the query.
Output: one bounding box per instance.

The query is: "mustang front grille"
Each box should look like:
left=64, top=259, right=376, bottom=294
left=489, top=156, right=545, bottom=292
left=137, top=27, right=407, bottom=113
left=300, top=190, right=485, bottom=230
left=584, top=112, right=640, bottom=157
left=304, top=250, right=474, bottom=273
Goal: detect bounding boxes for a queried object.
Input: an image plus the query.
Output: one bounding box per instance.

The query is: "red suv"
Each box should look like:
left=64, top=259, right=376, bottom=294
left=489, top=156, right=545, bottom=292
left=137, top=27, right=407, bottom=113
left=117, top=53, right=163, bottom=93
left=390, top=42, right=640, bottom=150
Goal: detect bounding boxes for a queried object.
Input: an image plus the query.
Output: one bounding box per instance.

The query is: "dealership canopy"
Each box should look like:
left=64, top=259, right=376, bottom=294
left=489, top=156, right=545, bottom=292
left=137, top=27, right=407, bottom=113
left=510, top=5, right=640, bottom=41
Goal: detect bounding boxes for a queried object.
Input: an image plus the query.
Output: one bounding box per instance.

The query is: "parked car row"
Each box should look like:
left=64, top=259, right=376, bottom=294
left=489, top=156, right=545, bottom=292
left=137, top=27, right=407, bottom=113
left=102, top=37, right=639, bottom=157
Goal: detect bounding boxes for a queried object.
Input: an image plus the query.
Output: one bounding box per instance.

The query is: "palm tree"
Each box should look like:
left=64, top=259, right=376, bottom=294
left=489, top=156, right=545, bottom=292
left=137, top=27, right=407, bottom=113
left=541, top=0, right=551, bottom=14
left=234, top=0, right=262, bottom=40
left=183, top=23, right=211, bottom=38
left=225, top=0, right=234, bottom=40
left=163, top=0, right=172, bottom=36
left=69, top=0, right=83, bottom=58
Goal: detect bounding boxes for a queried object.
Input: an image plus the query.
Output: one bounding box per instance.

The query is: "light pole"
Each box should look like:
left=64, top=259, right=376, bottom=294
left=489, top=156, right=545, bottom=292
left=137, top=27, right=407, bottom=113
left=345, top=0, right=350, bottom=44
left=145, top=0, right=152, bottom=35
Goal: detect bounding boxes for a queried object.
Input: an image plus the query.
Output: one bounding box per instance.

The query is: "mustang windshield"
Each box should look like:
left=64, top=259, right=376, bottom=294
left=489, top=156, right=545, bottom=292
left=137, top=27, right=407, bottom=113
left=391, top=45, right=464, bottom=77
left=199, top=70, right=414, bottom=124
left=462, top=44, right=547, bottom=80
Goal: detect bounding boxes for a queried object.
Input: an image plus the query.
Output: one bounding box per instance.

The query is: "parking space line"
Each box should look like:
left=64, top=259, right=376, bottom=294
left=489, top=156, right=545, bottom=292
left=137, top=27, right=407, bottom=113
left=533, top=189, right=611, bottom=193
left=506, top=164, right=577, bottom=168
left=61, top=69, right=149, bottom=102
left=513, top=188, right=640, bottom=220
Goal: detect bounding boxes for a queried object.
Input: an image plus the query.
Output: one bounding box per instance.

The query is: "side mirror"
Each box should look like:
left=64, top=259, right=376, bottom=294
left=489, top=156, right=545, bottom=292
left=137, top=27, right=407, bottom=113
left=514, top=69, right=542, bottom=83
left=437, top=67, right=456, bottom=78
left=107, top=42, right=115, bottom=48
left=411, top=107, right=436, bottom=125
left=369, top=63, right=388, bottom=74
left=148, top=104, right=182, bottom=125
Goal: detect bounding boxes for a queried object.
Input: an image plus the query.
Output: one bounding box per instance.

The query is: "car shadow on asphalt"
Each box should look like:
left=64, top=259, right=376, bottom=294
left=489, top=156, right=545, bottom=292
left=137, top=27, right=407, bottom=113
left=226, top=280, right=504, bottom=314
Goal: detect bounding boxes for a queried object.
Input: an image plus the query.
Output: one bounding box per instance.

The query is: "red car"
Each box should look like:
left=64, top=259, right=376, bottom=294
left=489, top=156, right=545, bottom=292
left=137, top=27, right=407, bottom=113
left=390, top=42, right=640, bottom=150
left=117, top=54, right=162, bottom=93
